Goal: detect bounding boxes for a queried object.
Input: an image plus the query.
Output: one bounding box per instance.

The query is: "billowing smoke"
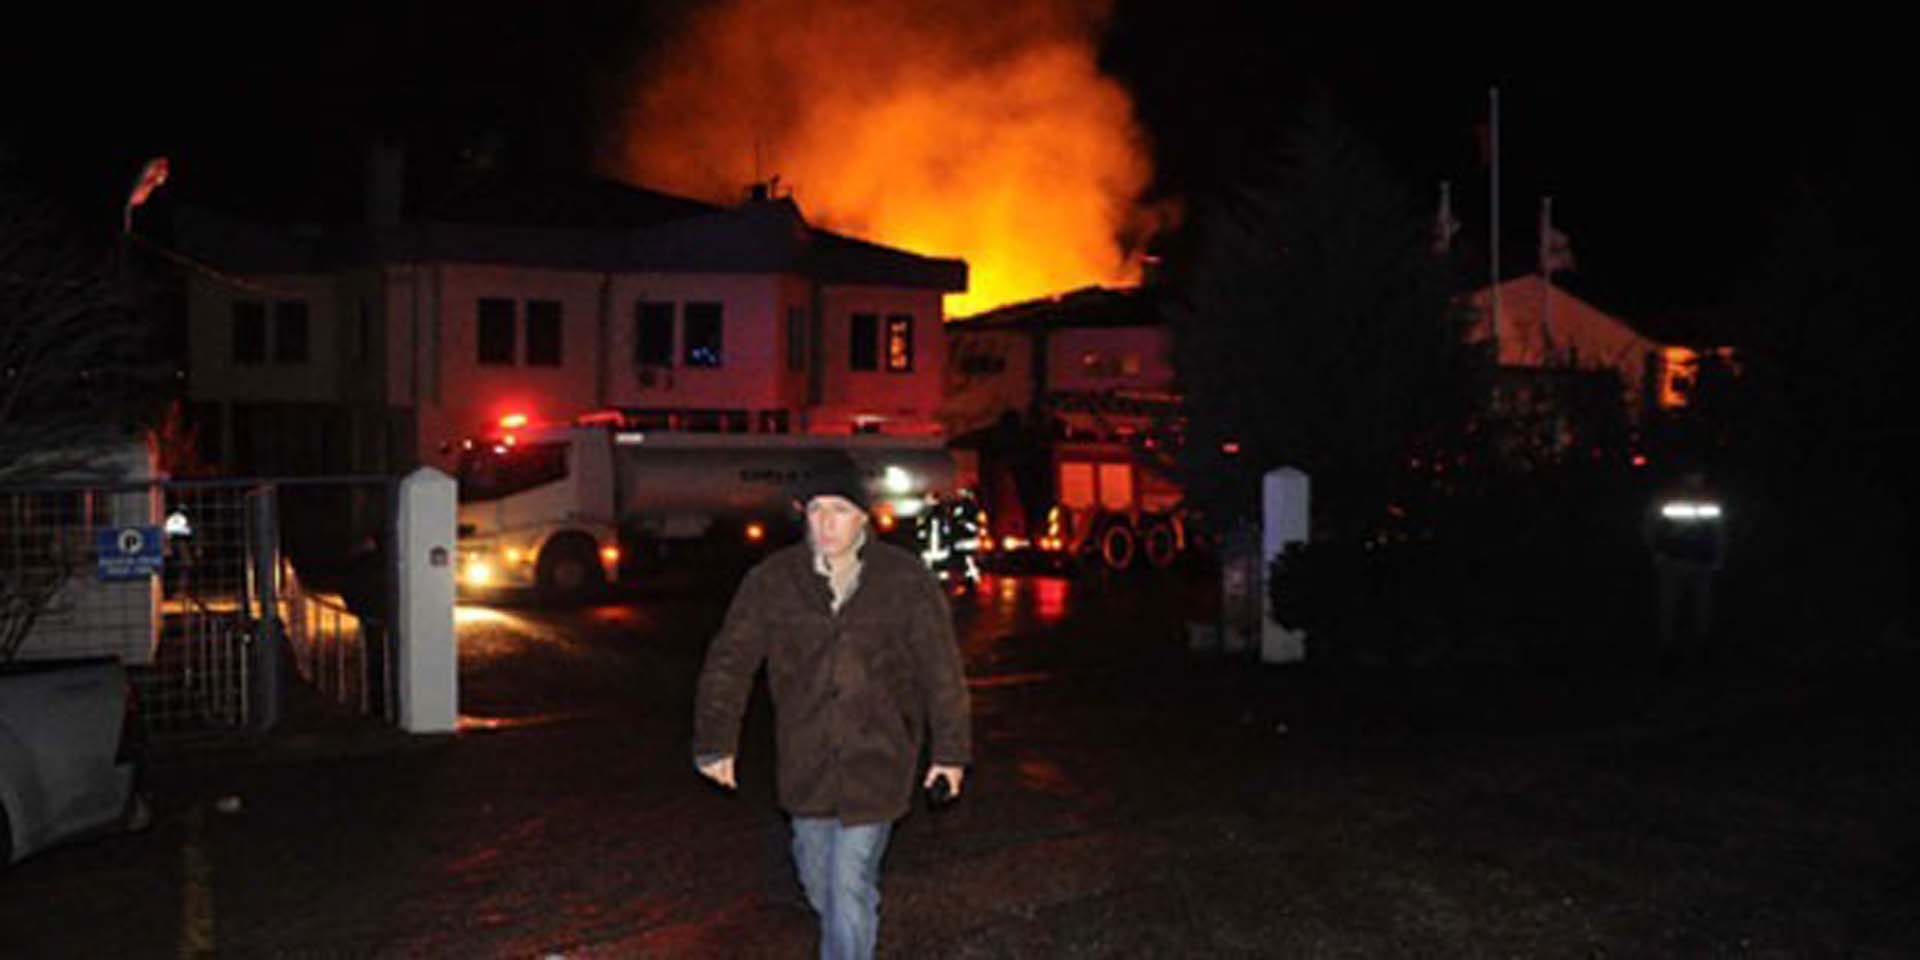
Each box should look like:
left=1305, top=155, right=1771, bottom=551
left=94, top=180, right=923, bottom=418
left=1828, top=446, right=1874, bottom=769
left=608, top=0, right=1171, bottom=316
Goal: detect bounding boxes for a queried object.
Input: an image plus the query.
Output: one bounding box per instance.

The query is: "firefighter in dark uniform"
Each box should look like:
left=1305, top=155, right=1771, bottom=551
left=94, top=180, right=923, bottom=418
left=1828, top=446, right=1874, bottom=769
left=1643, top=473, right=1728, bottom=668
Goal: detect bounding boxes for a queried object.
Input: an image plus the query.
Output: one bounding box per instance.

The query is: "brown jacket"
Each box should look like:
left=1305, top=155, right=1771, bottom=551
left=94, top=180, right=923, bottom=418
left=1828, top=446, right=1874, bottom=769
left=693, top=538, right=972, bottom=824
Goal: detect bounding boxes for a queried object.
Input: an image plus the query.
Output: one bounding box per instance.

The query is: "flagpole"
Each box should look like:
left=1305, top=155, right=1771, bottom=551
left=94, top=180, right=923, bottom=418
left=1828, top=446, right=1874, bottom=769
left=1540, top=195, right=1554, bottom=360
left=1489, top=86, right=1501, bottom=361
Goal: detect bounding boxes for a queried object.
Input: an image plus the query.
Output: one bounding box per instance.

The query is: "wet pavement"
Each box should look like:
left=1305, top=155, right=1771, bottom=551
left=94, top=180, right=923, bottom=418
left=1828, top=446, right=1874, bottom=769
left=3, top=572, right=1917, bottom=957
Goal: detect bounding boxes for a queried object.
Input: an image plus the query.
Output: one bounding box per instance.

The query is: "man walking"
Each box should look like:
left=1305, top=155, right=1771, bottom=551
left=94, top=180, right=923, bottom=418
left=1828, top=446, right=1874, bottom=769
left=694, top=455, right=972, bottom=959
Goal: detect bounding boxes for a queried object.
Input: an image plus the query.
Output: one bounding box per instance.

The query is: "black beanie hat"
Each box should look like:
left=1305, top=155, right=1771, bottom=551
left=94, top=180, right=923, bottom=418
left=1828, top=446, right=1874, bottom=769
left=793, top=453, right=871, bottom=513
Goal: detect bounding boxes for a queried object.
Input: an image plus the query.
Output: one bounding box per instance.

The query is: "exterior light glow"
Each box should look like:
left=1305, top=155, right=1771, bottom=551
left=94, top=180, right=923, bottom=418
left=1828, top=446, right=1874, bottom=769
left=600, top=545, right=621, bottom=566
left=500, top=413, right=530, bottom=430
left=1660, top=500, right=1724, bottom=522
left=745, top=522, right=766, bottom=543
left=883, top=466, right=913, bottom=495
left=464, top=561, right=494, bottom=588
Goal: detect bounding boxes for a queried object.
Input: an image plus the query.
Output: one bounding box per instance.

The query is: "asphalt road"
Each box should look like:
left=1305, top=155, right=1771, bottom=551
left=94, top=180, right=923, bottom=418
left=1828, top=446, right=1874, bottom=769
left=3, top=572, right=1916, bottom=958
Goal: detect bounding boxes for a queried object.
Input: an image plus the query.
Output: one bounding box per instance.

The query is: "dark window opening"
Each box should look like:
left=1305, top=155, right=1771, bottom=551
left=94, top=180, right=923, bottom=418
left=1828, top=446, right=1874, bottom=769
left=850, top=312, right=879, bottom=371
left=273, top=300, right=309, bottom=364
left=232, top=301, right=266, bottom=365
left=684, top=302, right=723, bottom=367
left=635, top=301, right=674, bottom=366
left=478, top=298, right=515, bottom=365
left=885, top=314, right=913, bottom=372
left=525, top=299, right=562, bottom=366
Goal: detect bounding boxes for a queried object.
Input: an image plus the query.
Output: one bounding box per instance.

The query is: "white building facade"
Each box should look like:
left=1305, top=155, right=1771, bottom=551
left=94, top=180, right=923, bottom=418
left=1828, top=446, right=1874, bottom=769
left=178, top=180, right=965, bottom=476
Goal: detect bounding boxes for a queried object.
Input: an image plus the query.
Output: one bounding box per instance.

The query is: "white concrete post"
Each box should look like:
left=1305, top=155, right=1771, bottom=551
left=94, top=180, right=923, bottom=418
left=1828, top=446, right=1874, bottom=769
left=1261, top=468, right=1310, bottom=664
left=396, top=467, right=458, bottom=733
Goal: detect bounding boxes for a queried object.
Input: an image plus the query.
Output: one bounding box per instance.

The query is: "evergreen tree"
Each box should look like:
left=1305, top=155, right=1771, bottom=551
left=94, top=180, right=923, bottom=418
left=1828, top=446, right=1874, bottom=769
left=1170, top=99, right=1480, bottom=538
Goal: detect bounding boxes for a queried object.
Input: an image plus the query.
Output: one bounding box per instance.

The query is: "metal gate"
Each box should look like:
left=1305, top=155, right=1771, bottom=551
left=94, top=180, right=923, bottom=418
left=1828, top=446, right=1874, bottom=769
left=1, top=475, right=397, bottom=738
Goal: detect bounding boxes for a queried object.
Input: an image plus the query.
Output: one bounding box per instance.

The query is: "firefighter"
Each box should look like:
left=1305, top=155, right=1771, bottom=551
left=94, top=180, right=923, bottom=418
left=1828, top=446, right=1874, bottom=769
left=1643, top=472, right=1728, bottom=668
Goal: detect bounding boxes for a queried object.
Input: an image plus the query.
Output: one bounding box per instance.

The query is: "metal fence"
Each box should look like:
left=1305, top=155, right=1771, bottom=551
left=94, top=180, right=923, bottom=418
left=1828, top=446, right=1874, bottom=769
left=1, top=474, right=396, bottom=737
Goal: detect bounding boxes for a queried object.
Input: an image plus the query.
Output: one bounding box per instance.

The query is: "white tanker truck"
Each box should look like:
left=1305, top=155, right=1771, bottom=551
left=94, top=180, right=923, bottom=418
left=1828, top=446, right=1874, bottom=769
left=454, top=415, right=965, bottom=602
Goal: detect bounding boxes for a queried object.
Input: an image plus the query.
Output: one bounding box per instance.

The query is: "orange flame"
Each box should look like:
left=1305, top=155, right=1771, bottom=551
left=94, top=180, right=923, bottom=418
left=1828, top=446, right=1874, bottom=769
left=607, top=0, right=1172, bottom=317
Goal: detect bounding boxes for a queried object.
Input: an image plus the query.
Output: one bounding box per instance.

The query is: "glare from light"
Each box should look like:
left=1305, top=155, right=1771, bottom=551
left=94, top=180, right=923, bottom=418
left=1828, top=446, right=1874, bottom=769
left=164, top=510, right=193, bottom=537
left=883, top=465, right=913, bottom=495
left=745, top=522, right=766, bottom=542
left=464, top=561, right=495, bottom=587
left=891, top=497, right=925, bottom=518
left=1660, top=500, right=1724, bottom=522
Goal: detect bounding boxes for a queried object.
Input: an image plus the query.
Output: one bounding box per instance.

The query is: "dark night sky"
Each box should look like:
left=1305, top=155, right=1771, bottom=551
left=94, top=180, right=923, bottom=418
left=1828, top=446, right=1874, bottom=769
left=4, top=6, right=1907, bottom=317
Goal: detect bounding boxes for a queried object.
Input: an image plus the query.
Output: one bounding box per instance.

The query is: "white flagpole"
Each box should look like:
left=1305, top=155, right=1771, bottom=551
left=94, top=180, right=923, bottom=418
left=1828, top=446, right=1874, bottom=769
left=1489, top=87, right=1501, bottom=361
left=1540, top=195, right=1555, bottom=360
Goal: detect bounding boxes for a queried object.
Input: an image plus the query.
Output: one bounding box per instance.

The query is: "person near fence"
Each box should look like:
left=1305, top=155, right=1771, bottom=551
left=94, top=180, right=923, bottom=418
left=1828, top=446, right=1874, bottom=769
left=692, top=455, right=972, bottom=960
left=1643, top=472, right=1728, bottom=669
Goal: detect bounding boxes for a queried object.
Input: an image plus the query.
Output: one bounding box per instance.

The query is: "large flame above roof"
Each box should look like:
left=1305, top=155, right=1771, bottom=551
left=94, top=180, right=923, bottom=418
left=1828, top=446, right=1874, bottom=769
left=606, top=0, right=1172, bottom=317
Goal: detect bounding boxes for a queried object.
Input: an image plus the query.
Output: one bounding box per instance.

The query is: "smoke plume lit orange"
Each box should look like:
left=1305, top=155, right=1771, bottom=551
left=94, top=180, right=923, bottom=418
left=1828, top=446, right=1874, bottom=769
left=607, top=0, right=1170, bottom=317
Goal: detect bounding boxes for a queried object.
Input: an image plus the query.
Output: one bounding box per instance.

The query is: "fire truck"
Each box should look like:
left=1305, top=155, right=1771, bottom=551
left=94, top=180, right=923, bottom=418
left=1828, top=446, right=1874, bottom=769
left=957, top=396, right=1189, bottom=574
left=944, top=287, right=1193, bottom=574
left=454, top=413, right=968, bottom=601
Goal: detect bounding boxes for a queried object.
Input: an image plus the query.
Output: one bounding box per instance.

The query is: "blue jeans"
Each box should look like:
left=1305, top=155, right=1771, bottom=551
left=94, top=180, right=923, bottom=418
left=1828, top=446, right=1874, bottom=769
left=790, top=817, right=894, bottom=960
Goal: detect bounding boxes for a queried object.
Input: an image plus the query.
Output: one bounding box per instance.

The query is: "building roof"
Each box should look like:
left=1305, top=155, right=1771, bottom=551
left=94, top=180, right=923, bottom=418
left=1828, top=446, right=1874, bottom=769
left=947, top=285, right=1161, bottom=330
left=173, top=175, right=966, bottom=292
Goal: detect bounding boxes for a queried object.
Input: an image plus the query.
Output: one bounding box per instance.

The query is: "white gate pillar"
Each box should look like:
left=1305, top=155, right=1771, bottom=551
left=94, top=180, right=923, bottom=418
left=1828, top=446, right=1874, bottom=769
left=396, top=467, right=458, bottom=733
left=1261, top=468, right=1310, bottom=664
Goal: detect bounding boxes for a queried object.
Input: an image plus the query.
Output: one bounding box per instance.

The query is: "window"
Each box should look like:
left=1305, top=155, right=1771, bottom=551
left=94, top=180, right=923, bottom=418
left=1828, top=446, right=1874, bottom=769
left=273, top=300, right=309, bottom=364
left=786, top=307, right=809, bottom=372
left=683, top=301, right=723, bottom=367
left=849, top=312, right=879, bottom=371
left=477, top=298, right=515, bottom=365
left=456, top=442, right=569, bottom=504
left=525, top=299, right=563, bottom=366
left=231, top=301, right=266, bottom=365
left=635, top=301, right=674, bottom=366
left=885, top=314, right=913, bottom=372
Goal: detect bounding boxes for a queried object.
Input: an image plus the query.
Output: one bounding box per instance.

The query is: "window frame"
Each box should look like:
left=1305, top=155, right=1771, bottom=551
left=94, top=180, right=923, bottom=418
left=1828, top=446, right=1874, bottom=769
left=634, top=300, right=675, bottom=367
left=524, top=299, right=563, bottom=367
left=849, top=312, right=879, bottom=372
left=682, top=301, right=724, bottom=368
left=477, top=297, right=516, bottom=366
left=272, top=299, right=310, bottom=365
left=231, top=300, right=266, bottom=366
left=884, top=313, right=914, bottom=373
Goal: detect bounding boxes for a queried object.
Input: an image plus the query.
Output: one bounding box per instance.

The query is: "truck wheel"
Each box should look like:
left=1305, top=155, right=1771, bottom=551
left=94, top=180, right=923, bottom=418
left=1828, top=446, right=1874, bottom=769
left=537, top=536, right=603, bottom=605
left=1142, top=519, right=1180, bottom=569
left=1097, top=521, right=1137, bottom=572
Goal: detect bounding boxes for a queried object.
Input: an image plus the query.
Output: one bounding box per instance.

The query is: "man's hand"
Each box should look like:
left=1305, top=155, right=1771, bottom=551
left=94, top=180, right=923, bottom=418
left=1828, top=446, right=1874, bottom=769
left=698, top=755, right=737, bottom=790
left=924, top=764, right=966, bottom=799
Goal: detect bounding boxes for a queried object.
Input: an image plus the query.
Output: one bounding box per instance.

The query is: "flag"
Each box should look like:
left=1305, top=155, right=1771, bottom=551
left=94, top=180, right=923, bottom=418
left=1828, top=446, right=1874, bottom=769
left=1540, top=196, right=1575, bottom=276
left=1432, top=180, right=1461, bottom=255
left=127, top=157, right=169, bottom=210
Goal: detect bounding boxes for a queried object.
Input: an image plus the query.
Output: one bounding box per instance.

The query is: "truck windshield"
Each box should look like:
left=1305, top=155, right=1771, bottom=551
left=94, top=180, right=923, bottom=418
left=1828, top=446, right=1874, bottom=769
left=457, top=442, right=569, bottom=503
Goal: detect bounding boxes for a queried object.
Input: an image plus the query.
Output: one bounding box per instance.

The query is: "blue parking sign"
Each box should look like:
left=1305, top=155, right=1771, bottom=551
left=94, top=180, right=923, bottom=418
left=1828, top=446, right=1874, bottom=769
left=97, top=525, right=165, bottom=581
